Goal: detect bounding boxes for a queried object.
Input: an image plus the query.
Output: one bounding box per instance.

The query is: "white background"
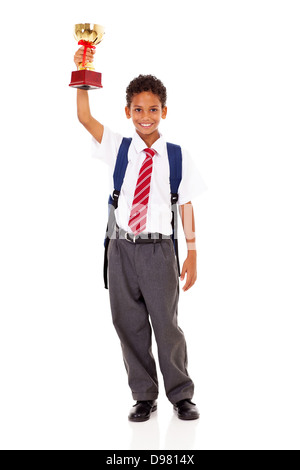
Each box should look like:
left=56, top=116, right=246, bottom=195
left=0, top=0, right=300, bottom=450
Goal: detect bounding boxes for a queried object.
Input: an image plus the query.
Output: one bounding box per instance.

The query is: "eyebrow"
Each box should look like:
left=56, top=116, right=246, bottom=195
left=133, top=105, right=160, bottom=108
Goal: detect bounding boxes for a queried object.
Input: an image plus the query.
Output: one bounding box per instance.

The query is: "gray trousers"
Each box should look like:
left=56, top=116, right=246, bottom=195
left=108, top=238, right=194, bottom=405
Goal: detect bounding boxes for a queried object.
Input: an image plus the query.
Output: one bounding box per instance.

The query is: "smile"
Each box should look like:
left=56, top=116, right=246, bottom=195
left=139, top=123, right=153, bottom=128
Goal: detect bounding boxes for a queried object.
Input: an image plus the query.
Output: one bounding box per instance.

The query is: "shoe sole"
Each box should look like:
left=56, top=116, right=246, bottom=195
left=128, top=405, right=157, bottom=422
left=177, top=414, right=200, bottom=420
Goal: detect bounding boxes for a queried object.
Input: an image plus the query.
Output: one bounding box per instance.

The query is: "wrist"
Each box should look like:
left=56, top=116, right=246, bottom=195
left=187, top=244, right=197, bottom=256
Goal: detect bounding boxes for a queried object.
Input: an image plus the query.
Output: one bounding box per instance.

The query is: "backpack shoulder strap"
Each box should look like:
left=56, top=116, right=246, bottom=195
left=166, top=142, right=182, bottom=277
left=113, top=137, right=132, bottom=191
left=166, top=142, right=182, bottom=198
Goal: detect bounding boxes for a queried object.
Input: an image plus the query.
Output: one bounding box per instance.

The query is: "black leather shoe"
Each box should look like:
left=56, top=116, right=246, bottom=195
left=128, top=400, right=157, bottom=422
left=174, top=399, right=200, bottom=420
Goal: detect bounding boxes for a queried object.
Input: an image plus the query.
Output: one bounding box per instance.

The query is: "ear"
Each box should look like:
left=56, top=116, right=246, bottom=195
left=125, top=106, right=131, bottom=119
left=162, top=106, right=167, bottom=119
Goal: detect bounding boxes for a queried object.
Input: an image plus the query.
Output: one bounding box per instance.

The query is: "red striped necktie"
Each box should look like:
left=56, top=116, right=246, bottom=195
left=128, top=147, right=156, bottom=235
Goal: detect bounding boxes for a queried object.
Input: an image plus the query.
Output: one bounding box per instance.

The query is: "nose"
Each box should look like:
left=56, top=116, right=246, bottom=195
left=141, top=111, right=152, bottom=120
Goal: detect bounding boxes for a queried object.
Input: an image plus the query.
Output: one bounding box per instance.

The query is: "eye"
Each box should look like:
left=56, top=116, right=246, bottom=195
left=134, top=108, right=142, bottom=112
left=150, top=108, right=158, bottom=112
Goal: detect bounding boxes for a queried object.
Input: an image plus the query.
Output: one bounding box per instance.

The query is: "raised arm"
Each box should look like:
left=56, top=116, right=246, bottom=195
left=74, top=47, right=104, bottom=144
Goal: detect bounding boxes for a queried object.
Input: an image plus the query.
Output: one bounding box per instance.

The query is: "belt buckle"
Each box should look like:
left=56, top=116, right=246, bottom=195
left=125, top=232, right=136, bottom=243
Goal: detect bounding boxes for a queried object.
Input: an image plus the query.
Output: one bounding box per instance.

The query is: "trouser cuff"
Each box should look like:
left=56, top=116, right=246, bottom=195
left=168, top=394, right=194, bottom=405
left=132, top=392, right=158, bottom=401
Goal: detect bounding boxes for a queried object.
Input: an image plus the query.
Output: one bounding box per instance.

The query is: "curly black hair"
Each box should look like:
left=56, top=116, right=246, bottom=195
left=126, top=74, right=167, bottom=108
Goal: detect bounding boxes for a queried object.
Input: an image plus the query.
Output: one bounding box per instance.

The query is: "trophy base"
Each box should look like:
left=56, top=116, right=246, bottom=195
left=69, top=70, right=103, bottom=90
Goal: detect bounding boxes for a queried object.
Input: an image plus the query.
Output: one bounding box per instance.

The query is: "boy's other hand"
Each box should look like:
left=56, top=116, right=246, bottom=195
left=180, top=252, right=197, bottom=292
left=74, top=46, right=95, bottom=69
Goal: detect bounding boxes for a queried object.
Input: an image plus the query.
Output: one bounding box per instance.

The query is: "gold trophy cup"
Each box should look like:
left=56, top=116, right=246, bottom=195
left=69, top=23, right=105, bottom=90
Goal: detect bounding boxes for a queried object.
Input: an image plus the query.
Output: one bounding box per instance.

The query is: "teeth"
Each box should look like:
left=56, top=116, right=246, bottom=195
left=140, top=123, right=152, bottom=127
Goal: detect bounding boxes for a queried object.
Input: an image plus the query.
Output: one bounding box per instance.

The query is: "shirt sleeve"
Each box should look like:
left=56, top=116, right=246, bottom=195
left=177, top=148, right=207, bottom=205
left=91, top=126, right=123, bottom=168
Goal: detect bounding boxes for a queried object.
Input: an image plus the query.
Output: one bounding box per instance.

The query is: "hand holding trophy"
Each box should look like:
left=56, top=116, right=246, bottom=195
left=69, top=23, right=105, bottom=90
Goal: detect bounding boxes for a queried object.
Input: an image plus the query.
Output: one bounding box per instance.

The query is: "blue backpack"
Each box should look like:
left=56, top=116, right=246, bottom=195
left=103, top=137, right=182, bottom=289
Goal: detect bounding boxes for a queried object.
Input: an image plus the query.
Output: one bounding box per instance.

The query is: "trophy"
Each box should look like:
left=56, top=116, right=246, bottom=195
left=69, top=23, right=105, bottom=90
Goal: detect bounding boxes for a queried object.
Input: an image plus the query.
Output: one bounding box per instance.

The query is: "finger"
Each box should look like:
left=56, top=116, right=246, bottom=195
left=85, top=48, right=95, bottom=58
left=74, top=48, right=84, bottom=58
left=183, top=273, right=197, bottom=292
left=180, top=266, right=187, bottom=281
left=74, top=53, right=93, bottom=66
left=183, top=275, right=192, bottom=292
left=74, top=56, right=83, bottom=65
left=74, top=52, right=84, bottom=62
left=84, top=51, right=94, bottom=61
left=75, top=47, right=88, bottom=57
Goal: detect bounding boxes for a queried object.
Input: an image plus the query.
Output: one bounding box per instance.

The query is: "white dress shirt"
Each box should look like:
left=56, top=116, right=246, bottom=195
left=92, top=127, right=203, bottom=235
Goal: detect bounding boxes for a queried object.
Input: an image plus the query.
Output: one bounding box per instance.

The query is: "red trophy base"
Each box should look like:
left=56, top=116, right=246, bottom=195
left=69, top=70, right=103, bottom=90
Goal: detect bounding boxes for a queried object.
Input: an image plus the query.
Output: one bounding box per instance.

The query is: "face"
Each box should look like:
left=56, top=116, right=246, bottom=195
left=125, top=91, right=167, bottom=141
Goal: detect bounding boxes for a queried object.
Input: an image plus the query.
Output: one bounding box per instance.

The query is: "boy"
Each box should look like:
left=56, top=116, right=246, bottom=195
left=74, top=47, right=201, bottom=421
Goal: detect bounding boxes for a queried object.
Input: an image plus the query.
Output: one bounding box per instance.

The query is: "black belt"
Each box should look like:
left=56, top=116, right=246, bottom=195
left=116, top=228, right=171, bottom=244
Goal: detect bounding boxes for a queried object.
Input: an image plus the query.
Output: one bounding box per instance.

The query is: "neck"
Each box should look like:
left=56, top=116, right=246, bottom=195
left=136, top=129, right=160, bottom=148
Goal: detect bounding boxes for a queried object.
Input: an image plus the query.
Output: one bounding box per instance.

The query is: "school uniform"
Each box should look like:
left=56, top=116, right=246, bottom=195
left=92, top=127, right=202, bottom=405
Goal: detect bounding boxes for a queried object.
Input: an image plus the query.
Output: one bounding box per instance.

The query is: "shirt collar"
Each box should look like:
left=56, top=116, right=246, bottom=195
left=131, top=130, right=165, bottom=161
